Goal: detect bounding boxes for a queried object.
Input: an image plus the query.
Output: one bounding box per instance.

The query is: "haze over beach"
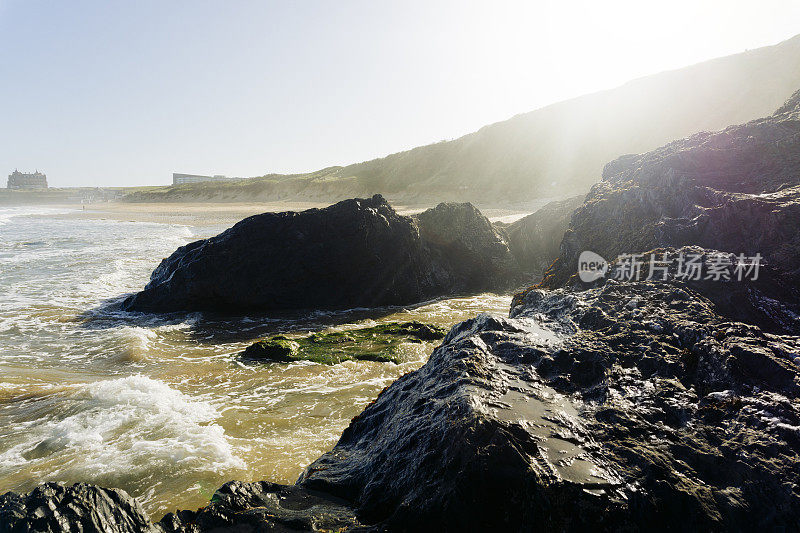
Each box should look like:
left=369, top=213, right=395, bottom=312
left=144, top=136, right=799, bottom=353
left=2, top=2, right=800, bottom=532
left=1, top=0, right=799, bottom=190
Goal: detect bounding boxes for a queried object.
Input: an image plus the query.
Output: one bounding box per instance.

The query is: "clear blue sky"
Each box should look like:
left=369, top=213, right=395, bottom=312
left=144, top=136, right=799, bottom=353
left=2, top=0, right=799, bottom=187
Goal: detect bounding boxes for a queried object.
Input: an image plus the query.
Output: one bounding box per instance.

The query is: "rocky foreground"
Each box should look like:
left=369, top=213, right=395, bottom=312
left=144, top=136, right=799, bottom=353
left=4, top=95, right=800, bottom=531
left=4, top=272, right=799, bottom=531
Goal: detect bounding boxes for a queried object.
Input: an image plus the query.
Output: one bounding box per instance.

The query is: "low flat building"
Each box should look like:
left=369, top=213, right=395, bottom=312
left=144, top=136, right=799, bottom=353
left=7, top=170, right=48, bottom=189
left=173, top=173, right=233, bottom=185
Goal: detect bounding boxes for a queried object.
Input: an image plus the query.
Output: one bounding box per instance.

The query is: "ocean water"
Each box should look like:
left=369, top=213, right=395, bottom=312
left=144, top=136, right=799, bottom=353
left=0, top=205, right=511, bottom=517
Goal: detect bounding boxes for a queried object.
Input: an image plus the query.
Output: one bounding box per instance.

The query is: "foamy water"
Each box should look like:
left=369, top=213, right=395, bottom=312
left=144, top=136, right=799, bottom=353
left=0, top=205, right=512, bottom=516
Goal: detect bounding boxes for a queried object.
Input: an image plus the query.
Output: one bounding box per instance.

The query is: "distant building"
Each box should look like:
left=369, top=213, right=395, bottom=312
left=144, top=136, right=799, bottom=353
left=7, top=170, right=48, bottom=189
left=172, top=173, right=234, bottom=185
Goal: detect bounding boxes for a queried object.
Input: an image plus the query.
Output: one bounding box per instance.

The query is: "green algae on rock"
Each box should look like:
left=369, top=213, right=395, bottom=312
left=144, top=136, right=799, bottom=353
left=240, top=321, right=447, bottom=365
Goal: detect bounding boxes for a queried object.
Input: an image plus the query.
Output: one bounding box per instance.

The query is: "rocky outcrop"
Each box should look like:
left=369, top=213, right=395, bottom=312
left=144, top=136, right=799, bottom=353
left=540, top=92, right=800, bottom=307
left=297, top=272, right=800, bottom=530
left=503, top=195, right=584, bottom=276
left=288, top=93, right=800, bottom=530
left=124, top=195, right=523, bottom=313
left=1, top=481, right=363, bottom=533
left=9, top=87, right=800, bottom=533
left=7, top=268, right=800, bottom=531
left=158, top=481, right=363, bottom=532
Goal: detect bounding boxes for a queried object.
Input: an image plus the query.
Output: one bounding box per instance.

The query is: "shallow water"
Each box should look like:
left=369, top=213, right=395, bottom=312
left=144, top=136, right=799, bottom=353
left=0, top=205, right=512, bottom=517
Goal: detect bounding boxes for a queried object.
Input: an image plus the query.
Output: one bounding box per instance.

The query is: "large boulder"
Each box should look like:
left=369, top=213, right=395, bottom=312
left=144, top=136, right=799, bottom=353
left=298, top=272, right=800, bottom=530
left=124, top=195, right=523, bottom=313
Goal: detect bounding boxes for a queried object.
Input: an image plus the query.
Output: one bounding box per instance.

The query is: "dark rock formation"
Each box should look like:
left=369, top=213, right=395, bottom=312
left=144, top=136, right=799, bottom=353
left=0, top=482, right=154, bottom=533
left=503, top=195, right=584, bottom=276
left=541, top=92, right=800, bottom=307
left=1, top=481, right=364, bottom=533
left=299, top=273, right=800, bottom=531
left=241, top=321, right=447, bottom=364
left=289, top=94, right=800, bottom=530
left=124, top=195, right=523, bottom=313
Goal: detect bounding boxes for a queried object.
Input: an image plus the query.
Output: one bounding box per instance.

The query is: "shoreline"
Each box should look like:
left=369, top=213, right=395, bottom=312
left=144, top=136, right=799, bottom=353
left=37, top=200, right=536, bottom=227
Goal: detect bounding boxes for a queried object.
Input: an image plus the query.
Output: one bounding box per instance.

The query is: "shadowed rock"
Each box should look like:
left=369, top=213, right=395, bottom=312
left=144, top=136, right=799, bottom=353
left=415, top=202, right=520, bottom=290
left=124, top=195, right=523, bottom=314
left=158, top=481, right=364, bottom=533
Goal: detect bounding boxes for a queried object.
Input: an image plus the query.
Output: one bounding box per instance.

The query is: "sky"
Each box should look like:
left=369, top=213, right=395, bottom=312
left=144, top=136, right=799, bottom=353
left=1, top=1, right=799, bottom=187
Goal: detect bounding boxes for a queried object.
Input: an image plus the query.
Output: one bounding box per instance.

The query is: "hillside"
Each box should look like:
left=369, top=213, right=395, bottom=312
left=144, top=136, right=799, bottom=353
left=126, top=34, right=800, bottom=205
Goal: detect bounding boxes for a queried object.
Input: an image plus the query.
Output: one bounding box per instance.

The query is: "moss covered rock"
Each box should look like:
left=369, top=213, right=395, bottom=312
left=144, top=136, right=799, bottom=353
left=241, top=336, right=300, bottom=362
left=241, top=321, right=447, bottom=365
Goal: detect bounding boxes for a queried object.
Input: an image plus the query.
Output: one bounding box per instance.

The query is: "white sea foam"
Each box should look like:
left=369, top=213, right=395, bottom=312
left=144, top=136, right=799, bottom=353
left=0, top=206, right=76, bottom=226
left=112, top=327, right=158, bottom=362
left=0, top=375, right=244, bottom=476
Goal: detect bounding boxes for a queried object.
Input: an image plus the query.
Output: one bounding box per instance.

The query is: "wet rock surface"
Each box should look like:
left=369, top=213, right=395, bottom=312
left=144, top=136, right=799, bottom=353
left=124, top=195, right=523, bottom=314
left=299, top=277, right=800, bottom=531
left=7, top=272, right=800, bottom=531
left=289, top=94, right=800, bottom=530
left=0, top=482, right=155, bottom=533
left=157, top=481, right=364, bottom=533
left=241, top=321, right=447, bottom=364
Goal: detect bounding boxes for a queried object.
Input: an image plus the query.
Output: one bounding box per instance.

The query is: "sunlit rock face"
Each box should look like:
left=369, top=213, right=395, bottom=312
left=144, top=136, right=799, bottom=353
left=292, top=94, right=800, bottom=530
left=540, top=92, right=800, bottom=316
left=123, top=194, right=523, bottom=313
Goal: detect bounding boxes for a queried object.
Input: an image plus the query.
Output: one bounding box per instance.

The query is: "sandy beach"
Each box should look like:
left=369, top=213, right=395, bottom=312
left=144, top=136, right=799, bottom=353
left=46, top=201, right=535, bottom=226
